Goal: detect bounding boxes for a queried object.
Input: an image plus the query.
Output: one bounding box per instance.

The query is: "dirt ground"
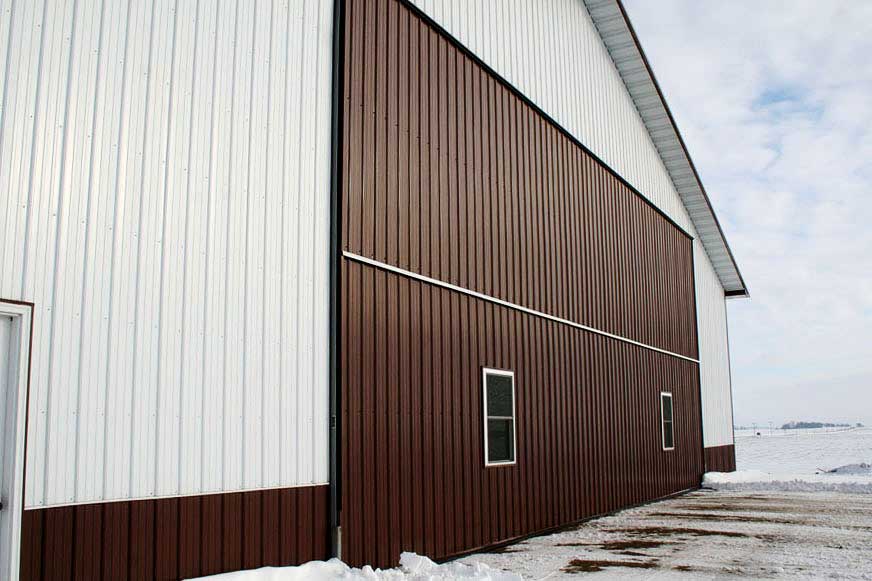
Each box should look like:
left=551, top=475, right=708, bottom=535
left=459, top=490, right=872, bottom=579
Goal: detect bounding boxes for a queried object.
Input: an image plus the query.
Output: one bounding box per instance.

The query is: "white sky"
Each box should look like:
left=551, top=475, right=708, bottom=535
left=622, top=1, right=872, bottom=427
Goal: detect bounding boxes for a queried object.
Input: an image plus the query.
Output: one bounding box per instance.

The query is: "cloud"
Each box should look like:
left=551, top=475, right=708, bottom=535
left=622, top=0, right=872, bottom=425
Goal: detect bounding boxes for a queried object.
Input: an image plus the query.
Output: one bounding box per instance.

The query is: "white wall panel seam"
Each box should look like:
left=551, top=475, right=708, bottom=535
left=72, top=0, right=108, bottom=502
left=261, top=0, right=276, bottom=490
left=154, top=0, right=181, bottom=498
left=240, top=0, right=254, bottom=493
left=42, top=0, right=80, bottom=504
left=128, top=0, right=155, bottom=504
left=22, top=0, right=53, bottom=504
left=100, top=0, right=132, bottom=501
left=178, top=0, right=201, bottom=496
left=0, top=0, right=19, bottom=292
left=7, top=1, right=35, bottom=296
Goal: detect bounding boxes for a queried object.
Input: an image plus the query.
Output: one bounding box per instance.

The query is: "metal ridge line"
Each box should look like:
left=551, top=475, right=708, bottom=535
left=343, top=252, right=700, bottom=364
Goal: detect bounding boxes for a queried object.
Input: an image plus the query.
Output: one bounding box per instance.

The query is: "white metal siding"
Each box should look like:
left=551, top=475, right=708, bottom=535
left=0, top=0, right=333, bottom=508
left=695, top=252, right=734, bottom=447
left=410, top=0, right=736, bottom=446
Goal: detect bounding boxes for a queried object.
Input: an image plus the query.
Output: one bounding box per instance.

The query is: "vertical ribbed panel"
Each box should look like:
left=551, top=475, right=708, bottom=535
left=340, top=0, right=704, bottom=566
left=696, top=253, right=734, bottom=447
left=0, top=0, right=333, bottom=508
left=408, top=0, right=695, bottom=233
left=342, top=0, right=698, bottom=360
left=703, top=444, right=736, bottom=473
left=19, top=484, right=330, bottom=581
left=341, top=261, right=704, bottom=567
left=406, top=0, right=736, bottom=454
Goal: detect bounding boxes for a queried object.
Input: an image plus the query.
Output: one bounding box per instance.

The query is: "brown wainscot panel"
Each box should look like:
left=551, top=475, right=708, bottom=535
left=19, top=484, right=329, bottom=581
left=704, top=444, right=737, bottom=473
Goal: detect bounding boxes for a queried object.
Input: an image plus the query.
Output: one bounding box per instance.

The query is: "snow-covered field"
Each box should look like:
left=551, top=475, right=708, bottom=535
left=192, top=427, right=872, bottom=580
left=704, top=427, right=872, bottom=494
left=735, top=426, right=871, bottom=474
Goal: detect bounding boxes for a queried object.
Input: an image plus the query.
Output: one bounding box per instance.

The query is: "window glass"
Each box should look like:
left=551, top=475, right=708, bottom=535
left=661, top=393, right=674, bottom=450
left=486, top=375, right=514, bottom=417
left=484, top=370, right=516, bottom=465
left=487, top=419, right=514, bottom=463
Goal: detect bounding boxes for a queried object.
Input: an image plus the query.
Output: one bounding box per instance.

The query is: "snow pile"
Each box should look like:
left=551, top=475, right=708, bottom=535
left=703, top=469, right=872, bottom=494
left=187, top=552, right=521, bottom=581
left=824, top=462, right=871, bottom=475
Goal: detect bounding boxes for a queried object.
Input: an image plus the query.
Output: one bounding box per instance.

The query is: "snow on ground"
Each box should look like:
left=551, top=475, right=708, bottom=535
left=187, top=552, right=521, bottom=581
left=704, top=427, right=872, bottom=494
left=703, top=470, right=872, bottom=494
left=735, top=426, right=871, bottom=474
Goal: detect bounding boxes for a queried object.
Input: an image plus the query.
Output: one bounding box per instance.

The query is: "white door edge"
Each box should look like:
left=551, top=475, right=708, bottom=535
left=0, top=301, right=33, bottom=581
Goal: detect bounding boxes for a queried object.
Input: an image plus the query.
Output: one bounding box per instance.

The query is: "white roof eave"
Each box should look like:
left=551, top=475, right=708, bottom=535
left=583, top=0, right=749, bottom=297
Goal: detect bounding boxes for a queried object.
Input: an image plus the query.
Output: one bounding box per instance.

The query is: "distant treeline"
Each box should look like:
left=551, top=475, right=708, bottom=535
left=780, top=421, right=853, bottom=430
left=733, top=422, right=865, bottom=431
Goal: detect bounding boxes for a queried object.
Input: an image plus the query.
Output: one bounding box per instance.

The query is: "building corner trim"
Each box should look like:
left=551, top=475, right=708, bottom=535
left=328, top=0, right=346, bottom=561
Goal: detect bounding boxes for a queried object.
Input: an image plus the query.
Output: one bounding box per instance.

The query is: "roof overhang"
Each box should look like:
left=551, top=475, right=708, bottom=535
left=583, top=0, right=750, bottom=298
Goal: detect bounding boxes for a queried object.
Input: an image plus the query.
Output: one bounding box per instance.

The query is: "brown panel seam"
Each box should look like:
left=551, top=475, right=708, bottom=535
left=344, top=252, right=700, bottom=364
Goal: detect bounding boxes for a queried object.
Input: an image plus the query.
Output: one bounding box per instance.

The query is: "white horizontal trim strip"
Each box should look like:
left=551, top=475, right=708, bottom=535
left=24, top=482, right=330, bottom=511
left=344, top=252, right=700, bottom=364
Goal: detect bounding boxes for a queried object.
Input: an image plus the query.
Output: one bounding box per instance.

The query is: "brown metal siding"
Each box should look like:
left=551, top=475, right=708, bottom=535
left=339, top=0, right=704, bottom=567
left=341, top=0, right=699, bottom=361
left=704, top=444, right=737, bottom=473
left=341, top=261, right=703, bottom=566
left=18, top=485, right=329, bottom=581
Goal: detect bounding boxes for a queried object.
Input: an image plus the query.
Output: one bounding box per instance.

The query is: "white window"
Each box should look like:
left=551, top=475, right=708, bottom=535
left=661, top=392, right=675, bottom=451
left=483, top=368, right=516, bottom=466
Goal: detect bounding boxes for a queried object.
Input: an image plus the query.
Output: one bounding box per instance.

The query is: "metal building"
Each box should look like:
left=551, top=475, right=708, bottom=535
left=0, top=0, right=746, bottom=578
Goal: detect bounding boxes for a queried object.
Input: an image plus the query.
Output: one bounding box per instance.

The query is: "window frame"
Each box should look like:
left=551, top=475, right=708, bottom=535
left=482, top=367, right=517, bottom=467
left=660, top=391, right=675, bottom=451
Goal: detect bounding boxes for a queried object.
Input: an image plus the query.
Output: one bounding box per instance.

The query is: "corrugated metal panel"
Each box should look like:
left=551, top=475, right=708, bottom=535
left=406, top=0, right=736, bottom=458
left=341, top=260, right=703, bottom=566
left=18, top=484, right=330, bottom=581
left=696, top=254, right=735, bottom=447
left=408, top=0, right=696, bottom=245
left=0, top=0, right=333, bottom=508
left=340, top=0, right=704, bottom=565
left=342, top=0, right=698, bottom=361
left=703, top=444, right=736, bottom=473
